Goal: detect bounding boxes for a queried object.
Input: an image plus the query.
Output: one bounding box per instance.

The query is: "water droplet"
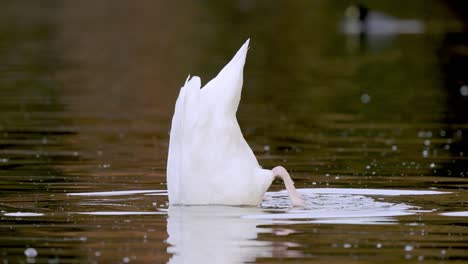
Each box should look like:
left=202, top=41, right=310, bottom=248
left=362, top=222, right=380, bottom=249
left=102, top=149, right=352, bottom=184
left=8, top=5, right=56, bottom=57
left=460, top=85, right=468, bottom=96
left=263, top=145, right=270, bottom=151
left=376, top=243, right=382, bottom=248
left=24, top=248, right=38, bottom=258
left=94, top=251, right=101, bottom=257
left=430, top=163, right=435, bottom=168
left=422, top=150, right=429, bottom=158
left=343, top=243, right=352, bottom=248
left=360, top=94, right=370, bottom=104
left=418, top=255, right=424, bottom=261
left=441, top=249, right=447, bottom=255
left=424, top=140, right=430, bottom=146
left=123, top=257, right=130, bottom=263
left=392, top=145, right=398, bottom=151
left=404, top=245, right=414, bottom=252
left=366, top=165, right=371, bottom=169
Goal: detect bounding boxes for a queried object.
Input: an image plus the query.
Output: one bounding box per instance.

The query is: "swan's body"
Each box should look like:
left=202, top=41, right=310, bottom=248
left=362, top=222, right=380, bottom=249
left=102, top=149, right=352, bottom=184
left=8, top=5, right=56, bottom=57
left=167, top=40, right=304, bottom=206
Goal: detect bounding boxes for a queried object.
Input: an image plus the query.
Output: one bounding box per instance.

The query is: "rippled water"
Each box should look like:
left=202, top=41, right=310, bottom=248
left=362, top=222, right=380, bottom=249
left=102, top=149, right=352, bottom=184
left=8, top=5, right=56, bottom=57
left=1, top=1, right=467, bottom=263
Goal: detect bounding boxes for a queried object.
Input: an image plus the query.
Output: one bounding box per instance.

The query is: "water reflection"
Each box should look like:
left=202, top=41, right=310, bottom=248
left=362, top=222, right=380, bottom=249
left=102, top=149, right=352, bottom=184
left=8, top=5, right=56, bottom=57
left=166, top=188, right=448, bottom=263
left=166, top=206, right=276, bottom=264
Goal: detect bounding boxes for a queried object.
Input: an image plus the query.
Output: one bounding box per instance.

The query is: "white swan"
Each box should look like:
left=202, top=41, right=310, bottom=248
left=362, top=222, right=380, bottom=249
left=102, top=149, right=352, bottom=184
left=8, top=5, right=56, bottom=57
left=167, top=39, right=304, bottom=206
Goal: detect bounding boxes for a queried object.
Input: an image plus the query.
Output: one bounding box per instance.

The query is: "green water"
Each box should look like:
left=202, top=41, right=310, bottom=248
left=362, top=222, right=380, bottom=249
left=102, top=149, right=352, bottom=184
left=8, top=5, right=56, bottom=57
left=0, top=1, right=467, bottom=263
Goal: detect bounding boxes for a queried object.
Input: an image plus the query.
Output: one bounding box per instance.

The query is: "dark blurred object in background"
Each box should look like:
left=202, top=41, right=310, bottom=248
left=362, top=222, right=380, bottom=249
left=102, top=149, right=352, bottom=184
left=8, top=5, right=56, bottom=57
left=438, top=0, right=468, bottom=177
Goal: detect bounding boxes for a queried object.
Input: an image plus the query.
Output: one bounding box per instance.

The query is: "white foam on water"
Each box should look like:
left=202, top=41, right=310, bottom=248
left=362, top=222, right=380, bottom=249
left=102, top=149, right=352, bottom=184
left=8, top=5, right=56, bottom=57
left=145, top=192, right=168, bottom=196
left=268, top=188, right=450, bottom=196
left=440, top=211, right=468, bottom=217
left=252, top=188, right=448, bottom=225
left=4, top=212, right=44, bottom=217
left=67, top=190, right=164, bottom=196
left=243, top=209, right=414, bottom=220
left=76, top=211, right=164, bottom=216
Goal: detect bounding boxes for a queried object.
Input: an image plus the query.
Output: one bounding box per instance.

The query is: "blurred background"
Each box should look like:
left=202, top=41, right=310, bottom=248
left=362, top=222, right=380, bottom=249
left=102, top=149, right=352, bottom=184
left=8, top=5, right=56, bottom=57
left=0, top=0, right=467, bottom=263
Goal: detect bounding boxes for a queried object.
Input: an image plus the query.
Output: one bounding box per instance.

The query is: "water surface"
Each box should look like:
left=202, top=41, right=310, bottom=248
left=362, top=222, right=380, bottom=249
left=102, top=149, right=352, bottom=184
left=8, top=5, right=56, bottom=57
left=1, top=1, right=467, bottom=263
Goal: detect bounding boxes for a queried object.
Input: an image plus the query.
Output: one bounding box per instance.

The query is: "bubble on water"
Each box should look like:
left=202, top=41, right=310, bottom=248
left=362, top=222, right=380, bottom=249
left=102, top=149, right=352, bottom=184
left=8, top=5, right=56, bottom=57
left=418, top=255, right=424, bottom=261
left=48, top=257, right=60, bottom=264
left=366, top=165, right=371, bottom=170
left=418, top=131, right=424, bottom=138
left=24, top=248, right=38, bottom=258
left=460, top=85, right=468, bottom=96
left=430, top=163, right=435, bottom=168
left=441, top=249, right=447, bottom=255
left=343, top=243, right=352, bottom=248
left=404, top=245, right=414, bottom=252
left=392, top=145, right=398, bottom=151
left=424, top=140, right=430, bottom=146
left=0, top=158, right=8, bottom=163
left=335, top=176, right=340, bottom=180
left=263, top=145, right=270, bottom=152
left=418, top=130, right=432, bottom=138
left=360, top=94, right=371, bottom=104
left=123, top=257, right=130, bottom=263
left=376, top=243, right=382, bottom=248
left=94, top=251, right=101, bottom=257
left=422, top=150, right=429, bottom=158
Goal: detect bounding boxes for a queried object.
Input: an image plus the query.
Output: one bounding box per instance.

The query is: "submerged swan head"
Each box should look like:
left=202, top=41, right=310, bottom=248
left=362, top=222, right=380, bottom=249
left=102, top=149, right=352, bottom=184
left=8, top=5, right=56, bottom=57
left=167, top=39, right=304, bottom=207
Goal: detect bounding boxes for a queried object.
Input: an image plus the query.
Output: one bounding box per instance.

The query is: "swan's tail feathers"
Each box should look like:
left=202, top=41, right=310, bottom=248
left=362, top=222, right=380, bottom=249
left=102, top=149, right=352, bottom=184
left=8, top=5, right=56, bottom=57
left=217, top=39, right=249, bottom=80
left=169, top=75, right=201, bottom=149
left=202, top=39, right=250, bottom=115
left=182, top=76, right=201, bottom=129
left=167, top=75, right=201, bottom=204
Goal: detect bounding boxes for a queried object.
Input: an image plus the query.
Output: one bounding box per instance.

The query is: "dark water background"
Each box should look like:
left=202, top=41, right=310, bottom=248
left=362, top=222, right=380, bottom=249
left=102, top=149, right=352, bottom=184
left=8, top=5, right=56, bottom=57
left=0, top=1, right=467, bottom=263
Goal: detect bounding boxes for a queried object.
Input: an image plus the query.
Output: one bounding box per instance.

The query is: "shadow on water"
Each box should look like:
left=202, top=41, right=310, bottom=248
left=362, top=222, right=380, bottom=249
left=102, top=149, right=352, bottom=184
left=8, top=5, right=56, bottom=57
left=0, top=0, right=468, bottom=263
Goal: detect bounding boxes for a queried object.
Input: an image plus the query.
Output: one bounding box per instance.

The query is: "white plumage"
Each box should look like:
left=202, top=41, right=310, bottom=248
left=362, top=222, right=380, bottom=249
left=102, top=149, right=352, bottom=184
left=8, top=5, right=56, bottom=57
left=167, top=39, right=304, bottom=206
